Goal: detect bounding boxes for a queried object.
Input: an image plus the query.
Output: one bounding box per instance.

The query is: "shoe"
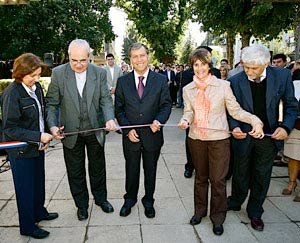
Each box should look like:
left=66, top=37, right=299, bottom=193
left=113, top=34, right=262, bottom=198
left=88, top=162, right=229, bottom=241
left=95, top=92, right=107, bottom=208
left=250, top=217, right=264, bottom=231
left=212, top=224, right=224, bottom=236
left=119, top=204, right=132, bottom=217
left=184, top=169, right=193, bottom=178
left=22, top=228, right=50, bottom=239
left=273, top=160, right=288, bottom=167
left=282, top=181, right=297, bottom=195
left=293, top=192, right=300, bottom=202
left=96, top=201, right=114, bottom=213
left=190, top=215, right=201, bottom=225
left=77, top=208, right=88, bottom=221
left=144, top=206, right=155, bottom=218
left=36, top=212, right=59, bottom=222
left=227, top=205, right=241, bottom=211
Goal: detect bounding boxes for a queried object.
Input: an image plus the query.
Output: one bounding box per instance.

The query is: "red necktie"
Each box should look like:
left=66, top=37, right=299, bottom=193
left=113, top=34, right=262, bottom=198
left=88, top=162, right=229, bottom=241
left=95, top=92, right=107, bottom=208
left=138, top=76, right=144, bottom=98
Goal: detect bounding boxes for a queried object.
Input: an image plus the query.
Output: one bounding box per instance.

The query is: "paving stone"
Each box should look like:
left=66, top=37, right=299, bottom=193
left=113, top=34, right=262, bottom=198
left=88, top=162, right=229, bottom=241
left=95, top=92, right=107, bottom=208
left=0, top=200, right=19, bottom=226
left=269, top=196, right=300, bottom=221
left=0, top=180, right=15, bottom=199
left=87, top=225, right=141, bottom=243
left=248, top=222, right=300, bottom=243
left=139, top=198, right=189, bottom=225
left=195, top=223, right=258, bottom=243
left=142, top=225, right=199, bottom=243
left=0, top=227, right=28, bottom=242
left=89, top=199, right=140, bottom=226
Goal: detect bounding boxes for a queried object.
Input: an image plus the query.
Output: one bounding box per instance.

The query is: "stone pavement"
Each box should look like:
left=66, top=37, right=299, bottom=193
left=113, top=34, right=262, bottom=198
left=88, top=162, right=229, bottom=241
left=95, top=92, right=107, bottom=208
left=1, top=108, right=300, bottom=243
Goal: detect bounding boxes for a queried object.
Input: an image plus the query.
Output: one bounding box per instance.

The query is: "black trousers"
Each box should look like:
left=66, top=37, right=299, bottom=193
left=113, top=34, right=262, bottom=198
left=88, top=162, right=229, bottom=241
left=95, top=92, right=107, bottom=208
left=123, top=147, right=160, bottom=207
left=228, top=137, right=277, bottom=218
left=184, top=128, right=194, bottom=171
left=63, top=134, right=107, bottom=208
left=10, top=151, right=48, bottom=234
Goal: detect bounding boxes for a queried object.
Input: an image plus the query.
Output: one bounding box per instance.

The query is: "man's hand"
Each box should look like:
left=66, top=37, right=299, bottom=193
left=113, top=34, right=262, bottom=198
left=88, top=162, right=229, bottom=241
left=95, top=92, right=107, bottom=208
left=248, top=123, right=264, bottom=139
left=127, top=129, right=140, bottom=142
left=271, top=127, right=288, bottom=140
left=110, top=87, right=115, bottom=95
left=105, top=119, right=117, bottom=131
left=150, top=120, right=161, bottom=133
left=178, top=120, right=189, bottom=129
left=232, top=127, right=247, bottom=139
left=50, top=126, right=64, bottom=140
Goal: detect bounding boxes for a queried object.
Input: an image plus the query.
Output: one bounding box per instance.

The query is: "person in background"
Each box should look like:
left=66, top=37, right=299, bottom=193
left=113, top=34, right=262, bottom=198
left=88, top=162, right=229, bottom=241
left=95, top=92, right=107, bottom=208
left=115, top=42, right=172, bottom=219
left=227, top=45, right=298, bottom=232
left=175, top=64, right=184, bottom=108
left=220, top=58, right=230, bottom=70
left=220, top=65, right=229, bottom=80
left=272, top=53, right=287, bottom=68
left=104, top=53, right=123, bottom=97
left=46, top=39, right=116, bottom=221
left=1, top=53, right=58, bottom=239
left=178, top=48, right=263, bottom=236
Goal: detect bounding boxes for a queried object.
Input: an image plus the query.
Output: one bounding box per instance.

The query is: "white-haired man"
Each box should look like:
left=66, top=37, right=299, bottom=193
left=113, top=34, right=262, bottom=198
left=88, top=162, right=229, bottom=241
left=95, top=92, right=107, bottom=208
left=227, top=45, right=298, bottom=231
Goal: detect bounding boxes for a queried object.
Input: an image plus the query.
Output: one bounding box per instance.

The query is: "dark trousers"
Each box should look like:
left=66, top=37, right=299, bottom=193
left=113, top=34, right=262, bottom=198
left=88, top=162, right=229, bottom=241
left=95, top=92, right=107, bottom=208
left=228, top=137, right=277, bottom=218
left=188, top=137, right=230, bottom=225
left=10, top=151, right=48, bottom=234
left=184, top=128, right=194, bottom=171
left=123, top=147, right=160, bottom=207
left=63, top=134, right=107, bottom=208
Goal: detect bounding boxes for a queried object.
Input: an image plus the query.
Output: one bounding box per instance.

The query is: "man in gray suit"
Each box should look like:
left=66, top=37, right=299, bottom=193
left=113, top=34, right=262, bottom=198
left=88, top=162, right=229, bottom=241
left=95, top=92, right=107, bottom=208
left=46, top=39, right=116, bottom=221
left=104, top=53, right=123, bottom=96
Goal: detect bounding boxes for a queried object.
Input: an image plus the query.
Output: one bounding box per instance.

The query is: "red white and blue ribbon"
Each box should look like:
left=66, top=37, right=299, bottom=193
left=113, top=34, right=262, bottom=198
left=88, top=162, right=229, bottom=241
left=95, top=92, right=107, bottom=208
left=0, top=141, right=28, bottom=149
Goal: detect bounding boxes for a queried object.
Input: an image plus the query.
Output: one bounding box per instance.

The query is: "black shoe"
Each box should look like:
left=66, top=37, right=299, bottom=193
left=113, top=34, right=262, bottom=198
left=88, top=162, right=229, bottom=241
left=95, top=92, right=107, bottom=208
left=96, top=201, right=114, bottom=213
left=36, top=212, right=59, bottom=222
left=227, top=205, right=241, bottom=211
left=213, top=224, right=224, bottom=236
left=22, top=228, right=50, bottom=239
left=190, top=215, right=201, bottom=225
left=77, top=207, right=88, bottom=221
left=120, top=204, right=132, bottom=217
left=273, top=160, right=288, bottom=167
left=184, top=169, right=193, bottom=178
left=144, top=207, right=155, bottom=218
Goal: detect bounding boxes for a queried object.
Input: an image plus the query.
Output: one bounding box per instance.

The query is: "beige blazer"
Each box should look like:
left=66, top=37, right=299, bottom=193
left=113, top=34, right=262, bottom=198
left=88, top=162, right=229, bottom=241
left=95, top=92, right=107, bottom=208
left=181, top=75, right=262, bottom=141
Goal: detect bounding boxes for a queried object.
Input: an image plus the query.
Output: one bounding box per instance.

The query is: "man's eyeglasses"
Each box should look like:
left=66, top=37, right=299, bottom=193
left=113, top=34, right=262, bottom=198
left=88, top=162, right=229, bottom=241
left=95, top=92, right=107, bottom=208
left=70, top=59, right=88, bottom=65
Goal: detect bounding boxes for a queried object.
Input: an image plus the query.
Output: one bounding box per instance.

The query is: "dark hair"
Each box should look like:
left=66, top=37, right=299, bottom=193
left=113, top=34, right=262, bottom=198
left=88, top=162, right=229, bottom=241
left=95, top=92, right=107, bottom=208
left=189, top=48, right=213, bottom=73
left=220, top=59, right=229, bottom=64
left=128, top=43, right=149, bottom=57
left=106, top=53, right=114, bottom=59
left=12, top=53, right=46, bottom=84
left=272, top=53, right=287, bottom=62
left=196, top=45, right=212, bottom=53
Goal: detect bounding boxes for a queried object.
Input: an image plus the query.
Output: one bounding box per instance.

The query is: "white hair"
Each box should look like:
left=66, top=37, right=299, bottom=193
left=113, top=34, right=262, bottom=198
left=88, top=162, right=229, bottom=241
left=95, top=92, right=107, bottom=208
left=242, top=45, right=270, bottom=65
left=68, top=39, right=91, bottom=56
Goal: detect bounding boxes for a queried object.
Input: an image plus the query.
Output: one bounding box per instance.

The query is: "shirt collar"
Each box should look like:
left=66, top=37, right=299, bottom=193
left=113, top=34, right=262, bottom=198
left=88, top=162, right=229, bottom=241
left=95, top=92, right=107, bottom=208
left=21, top=82, right=36, bottom=95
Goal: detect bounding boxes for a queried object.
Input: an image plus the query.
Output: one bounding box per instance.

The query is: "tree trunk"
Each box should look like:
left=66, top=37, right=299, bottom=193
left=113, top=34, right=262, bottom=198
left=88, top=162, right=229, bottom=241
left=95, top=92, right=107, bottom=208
left=226, top=33, right=234, bottom=69
left=241, top=31, right=252, bottom=48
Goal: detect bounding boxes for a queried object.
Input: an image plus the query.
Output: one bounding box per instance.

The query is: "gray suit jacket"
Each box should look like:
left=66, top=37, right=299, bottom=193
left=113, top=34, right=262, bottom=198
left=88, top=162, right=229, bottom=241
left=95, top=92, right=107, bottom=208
left=104, top=64, right=123, bottom=90
left=46, top=63, right=114, bottom=149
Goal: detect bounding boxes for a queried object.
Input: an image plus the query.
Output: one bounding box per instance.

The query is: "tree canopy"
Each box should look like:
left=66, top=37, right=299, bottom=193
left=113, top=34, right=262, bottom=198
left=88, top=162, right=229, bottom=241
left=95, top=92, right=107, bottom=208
left=116, top=0, right=188, bottom=63
left=0, top=0, right=115, bottom=62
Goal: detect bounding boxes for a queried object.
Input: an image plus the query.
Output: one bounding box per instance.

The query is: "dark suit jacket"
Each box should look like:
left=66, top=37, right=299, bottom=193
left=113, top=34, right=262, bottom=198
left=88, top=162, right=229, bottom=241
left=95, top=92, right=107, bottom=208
left=115, top=70, right=172, bottom=151
left=1, top=82, right=45, bottom=158
left=46, top=63, right=114, bottom=149
left=228, top=66, right=298, bottom=154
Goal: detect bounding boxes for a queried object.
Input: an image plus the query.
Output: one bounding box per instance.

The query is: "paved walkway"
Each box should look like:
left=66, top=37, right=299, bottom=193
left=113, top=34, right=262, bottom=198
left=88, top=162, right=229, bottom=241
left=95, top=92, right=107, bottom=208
left=1, top=108, right=300, bottom=243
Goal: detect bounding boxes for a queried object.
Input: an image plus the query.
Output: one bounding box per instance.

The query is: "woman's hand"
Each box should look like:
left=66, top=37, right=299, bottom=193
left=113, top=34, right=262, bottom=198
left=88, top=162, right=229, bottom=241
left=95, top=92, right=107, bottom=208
left=178, top=120, right=189, bottom=129
left=41, top=132, right=53, bottom=144
left=248, top=123, right=264, bottom=139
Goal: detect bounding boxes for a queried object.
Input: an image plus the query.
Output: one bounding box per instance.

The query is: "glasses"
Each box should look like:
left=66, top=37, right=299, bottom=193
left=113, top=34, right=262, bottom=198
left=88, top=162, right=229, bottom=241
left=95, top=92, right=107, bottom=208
left=70, top=59, right=88, bottom=65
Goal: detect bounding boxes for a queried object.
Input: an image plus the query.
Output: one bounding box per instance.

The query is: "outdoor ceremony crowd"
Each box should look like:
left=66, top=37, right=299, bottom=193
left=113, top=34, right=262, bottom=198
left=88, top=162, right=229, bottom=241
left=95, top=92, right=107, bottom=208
left=1, top=39, right=300, bottom=239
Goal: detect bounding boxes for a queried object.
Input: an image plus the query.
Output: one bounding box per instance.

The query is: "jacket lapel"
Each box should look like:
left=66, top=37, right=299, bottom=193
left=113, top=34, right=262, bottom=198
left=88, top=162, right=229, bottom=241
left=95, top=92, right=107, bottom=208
left=240, top=72, right=254, bottom=112
left=65, top=64, right=80, bottom=113
left=85, top=65, right=96, bottom=111
left=141, top=70, right=154, bottom=99
left=266, top=67, right=277, bottom=109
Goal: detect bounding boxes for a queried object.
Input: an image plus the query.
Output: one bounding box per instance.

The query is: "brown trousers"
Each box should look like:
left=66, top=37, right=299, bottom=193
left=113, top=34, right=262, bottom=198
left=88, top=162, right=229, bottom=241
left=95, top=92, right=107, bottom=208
left=188, top=137, right=230, bottom=225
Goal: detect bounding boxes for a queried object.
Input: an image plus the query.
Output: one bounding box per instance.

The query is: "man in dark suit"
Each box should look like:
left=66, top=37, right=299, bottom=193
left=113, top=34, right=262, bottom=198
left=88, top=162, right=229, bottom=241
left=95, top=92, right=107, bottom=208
left=46, top=39, right=116, bottom=221
left=115, top=43, right=172, bottom=218
left=165, top=64, right=177, bottom=105
left=227, top=45, right=298, bottom=231
left=181, top=46, right=221, bottom=178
